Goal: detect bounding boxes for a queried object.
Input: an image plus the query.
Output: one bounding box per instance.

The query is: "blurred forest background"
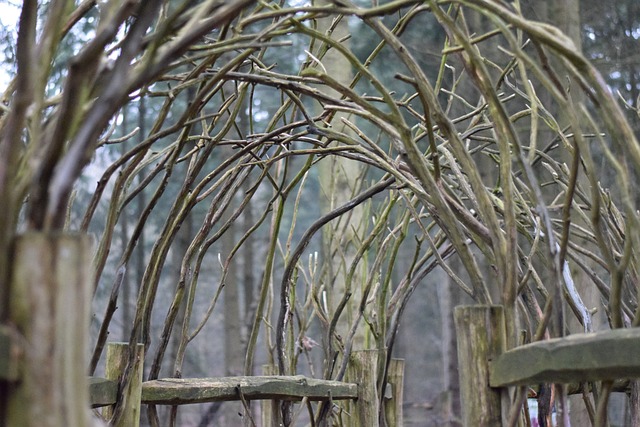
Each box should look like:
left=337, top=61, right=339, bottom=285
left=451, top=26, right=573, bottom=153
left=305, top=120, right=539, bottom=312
left=0, top=0, right=639, bottom=426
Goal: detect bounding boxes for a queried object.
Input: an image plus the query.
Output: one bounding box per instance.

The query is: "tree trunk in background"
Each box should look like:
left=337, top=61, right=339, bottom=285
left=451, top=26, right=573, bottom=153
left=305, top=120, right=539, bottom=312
left=578, top=13, right=640, bottom=422
left=221, top=153, right=244, bottom=425
left=120, top=107, right=132, bottom=341
left=135, top=95, right=147, bottom=332
left=313, top=1, right=367, bottom=353
left=544, top=2, right=596, bottom=425
left=168, top=215, right=193, bottom=370
left=164, top=211, right=192, bottom=426
left=239, top=99, right=255, bottom=344
left=241, top=180, right=255, bottom=346
left=549, top=0, right=582, bottom=47
left=120, top=183, right=132, bottom=340
left=463, top=7, right=502, bottom=298
left=440, top=9, right=502, bottom=424
left=223, top=207, right=243, bottom=377
left=439, top=273, right=463, bottom=426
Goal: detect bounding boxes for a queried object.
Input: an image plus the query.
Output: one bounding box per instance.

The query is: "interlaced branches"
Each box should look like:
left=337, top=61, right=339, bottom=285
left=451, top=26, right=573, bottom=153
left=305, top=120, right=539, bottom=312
left=1, top=0, right=639, bottom=425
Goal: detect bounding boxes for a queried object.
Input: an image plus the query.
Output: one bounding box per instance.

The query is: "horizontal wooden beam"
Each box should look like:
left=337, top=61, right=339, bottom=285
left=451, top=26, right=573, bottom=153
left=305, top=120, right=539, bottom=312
left=490, top=328, right=640, bottom=387
left=89, top=377, right=117, bottom=408
left=141, top=376, right=358, bottom=405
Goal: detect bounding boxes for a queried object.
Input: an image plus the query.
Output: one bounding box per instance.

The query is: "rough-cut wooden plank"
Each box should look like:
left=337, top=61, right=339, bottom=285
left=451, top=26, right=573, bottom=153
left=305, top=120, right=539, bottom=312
left=142, top=376, right=358, bottom=405
left=6, top=234, right=93, bottom=427
left=89, top=377, right=117, bottom=407
left=455, top=305, right=506, bottom=427
left=103, top=343, right=145, bottom=427
left=490, top=327, right=640, bottom=387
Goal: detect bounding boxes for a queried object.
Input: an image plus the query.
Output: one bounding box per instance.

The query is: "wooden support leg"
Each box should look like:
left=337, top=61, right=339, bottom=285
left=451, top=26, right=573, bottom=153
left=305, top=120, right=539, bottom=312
left=454, top=305, right=506, bottom=427
left=261, top=364, right=281, bottom=427
left=383, top=358, right=404, bottom=427
left=345, top=350, right=380, bottom=427
left=103, top=342, right=144, bottom=427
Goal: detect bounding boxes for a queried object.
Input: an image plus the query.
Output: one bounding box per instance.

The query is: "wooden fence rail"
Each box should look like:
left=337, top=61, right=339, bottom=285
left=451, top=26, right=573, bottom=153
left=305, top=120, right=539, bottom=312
left=88, top=374, right=359, bottom=408
left=455, top=305, right=640, bottom=426
left=1, top=337, right=402, bottom=426
left=489, top=327, right=640, bottom=387
left=0, top=233, right=403, bottom=426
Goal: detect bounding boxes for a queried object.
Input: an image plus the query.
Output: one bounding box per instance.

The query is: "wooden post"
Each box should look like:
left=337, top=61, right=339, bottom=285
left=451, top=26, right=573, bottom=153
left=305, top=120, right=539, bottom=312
left=6, top=233, right=93, bottom=427
left=260, top=364, right=281, bottom=427
left=454, top=305, right=506, bottom=427
left=103, top=342, right=144, bottom=427
left=344, top=350, right=380, bottom=427
left=384, top=358, right=404, bottom=427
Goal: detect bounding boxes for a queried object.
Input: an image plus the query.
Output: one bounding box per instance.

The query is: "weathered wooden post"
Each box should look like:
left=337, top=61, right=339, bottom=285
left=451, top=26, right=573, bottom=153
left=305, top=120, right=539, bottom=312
left=6, top=233, right=93, bottom=427
left=103, top=342, right=145, bottom=427
left=345, top=350, right=380, bottom=427
left=260, top=364, right=281, bottom=427
left=454, top=305, right=506, bottom=426
left=384, top=358, right=404, bottom=427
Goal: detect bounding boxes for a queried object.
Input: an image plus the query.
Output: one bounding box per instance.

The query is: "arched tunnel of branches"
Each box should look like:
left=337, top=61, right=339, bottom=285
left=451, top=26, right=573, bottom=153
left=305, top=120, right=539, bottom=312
left=1, top=0, right=639, bottom=425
